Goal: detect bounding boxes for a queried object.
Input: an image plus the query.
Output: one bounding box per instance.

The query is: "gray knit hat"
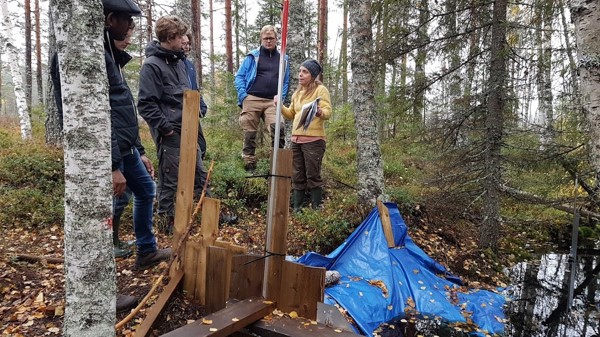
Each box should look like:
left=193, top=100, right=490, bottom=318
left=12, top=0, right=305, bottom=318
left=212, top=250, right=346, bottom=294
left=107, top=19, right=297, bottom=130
left=301, top=59, right=322, bottom=78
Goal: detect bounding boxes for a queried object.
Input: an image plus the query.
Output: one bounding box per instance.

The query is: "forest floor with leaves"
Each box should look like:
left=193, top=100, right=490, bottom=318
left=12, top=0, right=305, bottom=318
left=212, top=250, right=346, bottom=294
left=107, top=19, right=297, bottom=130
left=0, top=203, right=514, bottom=337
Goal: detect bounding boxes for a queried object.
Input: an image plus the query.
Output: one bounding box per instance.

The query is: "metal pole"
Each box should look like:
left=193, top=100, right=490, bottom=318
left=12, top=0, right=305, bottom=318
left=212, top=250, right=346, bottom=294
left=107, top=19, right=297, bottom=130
left=263, top=0, right=289, bottom=298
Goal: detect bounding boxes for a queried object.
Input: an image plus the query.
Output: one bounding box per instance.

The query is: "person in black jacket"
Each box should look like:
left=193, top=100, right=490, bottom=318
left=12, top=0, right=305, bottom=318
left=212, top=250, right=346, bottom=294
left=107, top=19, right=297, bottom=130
left=137, top=16, right=209, bottom=235
left=51, top=0, right=171, bottom=274
left=181, top=32, right=208, bottom=160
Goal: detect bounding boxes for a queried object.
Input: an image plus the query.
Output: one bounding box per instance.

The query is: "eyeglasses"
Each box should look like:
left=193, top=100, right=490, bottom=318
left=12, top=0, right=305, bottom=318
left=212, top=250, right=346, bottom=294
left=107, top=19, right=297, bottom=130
left=262, top=37, right=276, bottom=41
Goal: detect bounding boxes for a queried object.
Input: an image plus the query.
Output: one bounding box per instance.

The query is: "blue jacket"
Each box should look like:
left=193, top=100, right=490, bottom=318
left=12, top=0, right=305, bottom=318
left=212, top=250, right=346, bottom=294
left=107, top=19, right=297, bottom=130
left=234, top=48, right=290, bottom=107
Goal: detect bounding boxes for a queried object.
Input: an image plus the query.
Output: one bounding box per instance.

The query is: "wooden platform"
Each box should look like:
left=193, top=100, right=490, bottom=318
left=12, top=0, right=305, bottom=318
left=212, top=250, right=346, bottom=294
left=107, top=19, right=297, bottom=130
left=160, top=297, right=276, bottom=337
left=247, top=315, right=360, bottom=337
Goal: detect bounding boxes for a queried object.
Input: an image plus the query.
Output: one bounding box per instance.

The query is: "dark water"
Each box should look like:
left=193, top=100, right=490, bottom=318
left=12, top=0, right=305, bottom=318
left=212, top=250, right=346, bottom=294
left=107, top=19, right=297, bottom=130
left=503, top=251, right=599, bottom=337
left=377, top=249, right=599, bottom=337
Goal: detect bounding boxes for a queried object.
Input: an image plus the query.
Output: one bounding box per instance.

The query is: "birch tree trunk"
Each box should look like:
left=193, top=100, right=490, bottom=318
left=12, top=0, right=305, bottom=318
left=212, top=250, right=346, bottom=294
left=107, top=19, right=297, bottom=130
left=349, top=0, right=385, bottom=206
left=0, top=0, right=32, bottom=140
left=52, top=0, right=116, bottom=335
left=34, top=0, right=43, bottom=105
left=480, top=0, right=508, bottom=251
left=570, top=0, right=600, bottom=177
left=25, top=0, right=32, bottom=113
left=45, top=8, right=62, bottom=146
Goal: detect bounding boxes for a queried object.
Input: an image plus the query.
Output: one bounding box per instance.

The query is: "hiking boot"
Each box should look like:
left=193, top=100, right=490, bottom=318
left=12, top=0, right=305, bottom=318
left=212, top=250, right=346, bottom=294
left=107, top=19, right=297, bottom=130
left=114, top=247, right=133, bottom=259
left=244, top=161, right=256, bottom=173
left=116, top=294, right=137, bottom=313
left=219, top=212, right=239, bottom=225
left=117, top=239, right=136, bottom=249
left=135, top=248, right=172, bottom=270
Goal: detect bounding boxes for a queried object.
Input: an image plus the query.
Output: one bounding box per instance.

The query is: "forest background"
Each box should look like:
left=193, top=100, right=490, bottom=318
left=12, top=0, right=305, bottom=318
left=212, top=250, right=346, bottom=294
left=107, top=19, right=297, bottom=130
left=0, top=0, right=599, bottom=336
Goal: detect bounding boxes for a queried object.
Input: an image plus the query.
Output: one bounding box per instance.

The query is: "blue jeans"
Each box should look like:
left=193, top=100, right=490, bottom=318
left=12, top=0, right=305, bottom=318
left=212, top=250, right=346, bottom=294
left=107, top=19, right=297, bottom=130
left=118, top=148, right=157, bottom=255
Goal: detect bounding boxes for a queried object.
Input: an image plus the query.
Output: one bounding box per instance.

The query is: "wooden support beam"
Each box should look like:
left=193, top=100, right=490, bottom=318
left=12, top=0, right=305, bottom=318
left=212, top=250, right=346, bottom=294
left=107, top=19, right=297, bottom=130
left=230, top=254, right=265, bottom=300
left=278, top=261, right=325, bottom=320
left=264, top=149, right=293, bottom=303
left=376, top=200, right=395, bottom=248
left=214, top=240, right=248, bottom=255
left=171, top=90, right=201, bottom=277
left=134, top=270, right=184, bottom=337
left=205, top=246, right=232, bottom=314
left=160, top=297, right=276, bottom=337
left=195, top=198, right=220, bottom=304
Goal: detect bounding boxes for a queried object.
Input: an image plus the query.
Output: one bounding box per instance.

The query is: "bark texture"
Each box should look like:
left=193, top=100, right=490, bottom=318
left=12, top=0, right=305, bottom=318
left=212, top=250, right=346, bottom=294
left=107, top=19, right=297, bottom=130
left=480, top=0, right=508, bottom=251
left=349, top=0, right=385, bottom=206
left=52, top=0, right=116, bottom=335
left=570, top=0, right=600, bottom=177
left=0, top=0, right=32, bottom=140
left=45, top=13, right=62, bottom=147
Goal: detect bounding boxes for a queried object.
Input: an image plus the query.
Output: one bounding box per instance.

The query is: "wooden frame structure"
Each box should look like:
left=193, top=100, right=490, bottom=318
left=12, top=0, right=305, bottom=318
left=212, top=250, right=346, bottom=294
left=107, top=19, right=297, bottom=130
left=133, top=91, right=360, bottom=337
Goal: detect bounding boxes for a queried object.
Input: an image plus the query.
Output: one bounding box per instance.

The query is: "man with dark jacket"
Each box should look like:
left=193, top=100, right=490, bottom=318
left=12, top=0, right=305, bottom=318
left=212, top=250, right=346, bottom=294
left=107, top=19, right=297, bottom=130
left=181, top=32, right=208, bottom=159
left=137, top=16, right=209, bottom=234
left=51, top=0, right=171, bottom=311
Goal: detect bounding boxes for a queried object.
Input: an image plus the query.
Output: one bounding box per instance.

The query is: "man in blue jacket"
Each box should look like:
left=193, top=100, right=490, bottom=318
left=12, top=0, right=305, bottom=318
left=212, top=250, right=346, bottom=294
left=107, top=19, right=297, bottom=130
left=234, top=25, right=290, bottom=172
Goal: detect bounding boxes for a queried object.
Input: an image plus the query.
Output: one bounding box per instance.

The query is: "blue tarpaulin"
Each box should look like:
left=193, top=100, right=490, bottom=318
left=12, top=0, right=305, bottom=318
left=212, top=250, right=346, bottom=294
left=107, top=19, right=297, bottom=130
left=297, top=203, right=506, bottom=336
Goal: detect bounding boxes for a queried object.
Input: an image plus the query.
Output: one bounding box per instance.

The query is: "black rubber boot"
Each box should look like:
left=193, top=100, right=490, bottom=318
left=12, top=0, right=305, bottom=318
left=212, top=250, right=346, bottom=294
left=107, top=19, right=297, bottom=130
left=310, top=187, right=323, bottom=209
left=292, top=189, right=306, bottom=213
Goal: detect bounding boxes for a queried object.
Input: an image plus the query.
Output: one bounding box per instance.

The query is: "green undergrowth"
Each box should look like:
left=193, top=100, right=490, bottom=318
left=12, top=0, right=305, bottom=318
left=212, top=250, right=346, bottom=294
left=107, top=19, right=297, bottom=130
left=1, top=113, right=589, bottom=258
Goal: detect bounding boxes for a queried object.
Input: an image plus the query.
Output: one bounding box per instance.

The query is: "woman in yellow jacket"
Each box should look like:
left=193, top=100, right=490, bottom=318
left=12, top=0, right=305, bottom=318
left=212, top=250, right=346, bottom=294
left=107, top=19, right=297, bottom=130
left=276, top=59, right=332, bottom=211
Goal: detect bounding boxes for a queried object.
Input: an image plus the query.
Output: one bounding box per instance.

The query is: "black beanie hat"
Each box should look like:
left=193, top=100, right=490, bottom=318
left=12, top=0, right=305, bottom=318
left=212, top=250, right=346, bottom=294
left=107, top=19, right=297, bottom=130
left=301, top=59, right=322, bottom=78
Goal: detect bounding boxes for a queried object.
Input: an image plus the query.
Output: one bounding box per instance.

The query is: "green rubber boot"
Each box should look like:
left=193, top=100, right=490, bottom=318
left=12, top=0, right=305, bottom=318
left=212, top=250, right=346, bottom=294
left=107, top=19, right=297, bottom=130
left=292, top=189, right=306, bottom=213
left=310, top=187, right=323, bottom=209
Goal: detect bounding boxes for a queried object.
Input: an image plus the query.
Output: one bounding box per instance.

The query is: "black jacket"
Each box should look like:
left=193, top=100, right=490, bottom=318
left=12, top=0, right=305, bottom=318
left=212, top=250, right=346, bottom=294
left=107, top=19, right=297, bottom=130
left=105, top=34, right=145, bottom=170
left=137, top=41, right=189, bottom=141
left=50, top=31, right=144, bottom=171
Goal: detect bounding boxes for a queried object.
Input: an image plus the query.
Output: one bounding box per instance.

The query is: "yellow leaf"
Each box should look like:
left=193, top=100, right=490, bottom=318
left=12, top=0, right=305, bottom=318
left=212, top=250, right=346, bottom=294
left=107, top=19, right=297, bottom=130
left=289, top=311, right=298, bottom=318
left=202, top=318, right=213, bottom=325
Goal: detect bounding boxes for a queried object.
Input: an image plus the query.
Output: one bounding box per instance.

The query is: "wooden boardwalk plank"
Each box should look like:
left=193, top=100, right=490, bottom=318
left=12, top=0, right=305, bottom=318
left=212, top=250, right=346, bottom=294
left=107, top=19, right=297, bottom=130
left=160, top=297, right=275, bottom=337
left=250, top=315, right=360, bottom=337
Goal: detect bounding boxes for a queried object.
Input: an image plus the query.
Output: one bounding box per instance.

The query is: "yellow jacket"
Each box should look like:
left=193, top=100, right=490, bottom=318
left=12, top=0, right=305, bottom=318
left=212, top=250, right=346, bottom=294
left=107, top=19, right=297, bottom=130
left=281, top=84, right=332, bottom=137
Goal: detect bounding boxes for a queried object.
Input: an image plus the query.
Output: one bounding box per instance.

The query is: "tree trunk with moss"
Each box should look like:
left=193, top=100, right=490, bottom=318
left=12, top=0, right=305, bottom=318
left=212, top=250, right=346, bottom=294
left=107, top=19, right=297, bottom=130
left=52, top=0, right=116, bottom=335
left=349, top=0, right=385, bottom=206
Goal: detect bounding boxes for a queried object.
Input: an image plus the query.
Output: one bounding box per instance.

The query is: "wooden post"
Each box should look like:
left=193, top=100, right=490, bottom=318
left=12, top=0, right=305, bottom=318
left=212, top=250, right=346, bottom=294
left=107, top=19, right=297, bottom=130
left=171, top=90, right=200, bottom=277
left=377, top=200, right=395, bottom=248
left=195, top=197, right=220, bottom=304
left=263, top=149, right=293, bottom=303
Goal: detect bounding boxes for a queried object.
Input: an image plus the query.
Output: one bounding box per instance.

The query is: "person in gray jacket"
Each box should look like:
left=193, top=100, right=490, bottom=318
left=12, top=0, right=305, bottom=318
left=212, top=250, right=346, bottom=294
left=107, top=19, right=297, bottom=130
left=137, top=15, right=209, bottom=234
